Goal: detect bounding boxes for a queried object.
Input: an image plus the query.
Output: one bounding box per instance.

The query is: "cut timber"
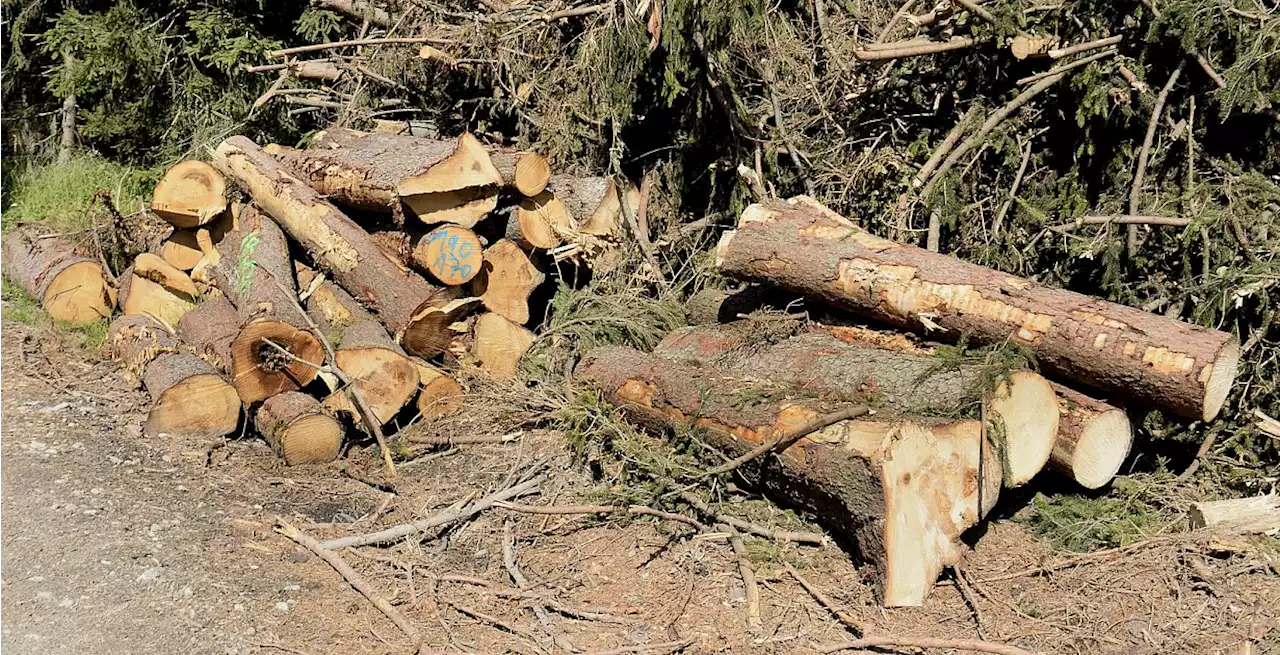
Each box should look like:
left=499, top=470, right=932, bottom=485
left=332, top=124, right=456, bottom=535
left=395, top=132, right=504, bottom=196
left=144, top=352, right=241, bottom=440
left=683, top=287, right=775, bottom=325
left=472, top=312, right=535, bottom=377
left=1, top=225, right=115, bottom=325
left=414, top=361, right=463, bottom=420
left=575, top=346, right=1002, bottom=606
left=160, top=211, right=233, bottom=271
left=1188, top=495, right=1280, bottom=535
left=513, top=190, right=575, bottom=249
left=554, top=176, right=637, bottom=238
left=150, top=160, right=228, bottom=228
left=213, top=206, right=322, bottom=404
left=256, top=391, right=344, bottom=465
left=122, top=253, right=198, bottom=328
left=655, top=326, right=1058, bottom=487
left=298, top=265, right=419, bottom=424
left=413, top=225, right=484, bottom=285
left=716, top=197, right=1240, bottom=421
left=1049, top=384, right=1132, bottom=489
left=212, top=136, right=442, bottom=342
left=491, top=150, right=551, bottom=197
left=107, top=314, right=180, bottom=385
left=402, top=296, right=481, bottom=359
left=177, top=295, right=239, bottom=373
left=471, top=239, right=545, bottom=324
left=401, top=185, right=498, bottom=228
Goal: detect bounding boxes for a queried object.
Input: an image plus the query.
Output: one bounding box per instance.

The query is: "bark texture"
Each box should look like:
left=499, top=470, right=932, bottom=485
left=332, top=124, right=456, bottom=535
left=717, top=199, right=1240, bottom=421
left=1049, top=384, right=1133, bottom=489
left=107, top=314, right=181, bottom=385
left=256, top=391, right=344, bottom=465
left=177, top=296, right=241, bottom=374
left=143, top=352, right=241, bottom=440
left=2, top=224, right=115, bottom=325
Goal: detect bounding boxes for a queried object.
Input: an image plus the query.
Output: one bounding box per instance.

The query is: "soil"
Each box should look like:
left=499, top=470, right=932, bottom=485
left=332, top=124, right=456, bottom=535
left=2, top=322, right=1277, bottom=654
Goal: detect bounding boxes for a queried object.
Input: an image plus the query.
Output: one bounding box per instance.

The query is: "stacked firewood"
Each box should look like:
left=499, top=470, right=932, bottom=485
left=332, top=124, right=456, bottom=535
left=573, top=196, right=1241, bottom=607
left=2, top=129, right=634, bottom=465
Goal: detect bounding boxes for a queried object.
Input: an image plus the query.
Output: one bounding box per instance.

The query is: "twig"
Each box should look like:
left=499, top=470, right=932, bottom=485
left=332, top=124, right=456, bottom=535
left=614, top=173, right=669, bottom=292
left=913, top=108, right=976, bottom=189
left=1178, top=429, right=1219, bottom=480
left=784, top=561, right=868, bottom=635
left=321, top=474, right=545, bottom=549
left=874, top=0, right=919, bottom=43
left=268, top=36, right=454, bottom=59
left=494, top=501, right=707, bottom=530
left=972, top=536, right=1171, bottom=584
left=700, top=405, right=869, bottom=478
left=1128, top=63, right=1184, bottom=257
left=817, top=636, right=1037, bottom=655
left=724, top=525, right=762, bottom=629
left=276, top=520, right=422, bottom=647
left=406, top=433, right=523, bottom=445
left=1017, top=47, right=1117, bottom=85
left=1047, top=34, right=1122, bottom=58
left=854, top=37, right=976, bottom=61
left=992, top=140, right=1032, bottom=238
left=503, top=520, right=573, bottom=653
left=763, top=65, right=817, bottom=197
left=1051, top=214, right=1193, bottom=232
left=953, top=567, right=991, bottom=640
left=1255, top=409, right=1280, bottom=440
left=584, top=641, right=694, bottom=655
left=490, top=3, right=612, bottom=22
left=950, top=0, right=998, bottom=26
left=676, top=492, right=825, bottom=545
left=442, top=598, right=539, bottom=640
left=1195, top=53, right=1228, bottom=89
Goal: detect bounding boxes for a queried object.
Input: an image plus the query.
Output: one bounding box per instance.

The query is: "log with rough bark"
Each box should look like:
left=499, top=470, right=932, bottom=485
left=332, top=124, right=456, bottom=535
left=107, top=314, right=180, bottom=385
left=471, top=239, right=545, bottom=324
left=150, top=161, right=228, bottom=228
left=654, top=325, right=1059, bottom=487
left=1049, top=384, right=1133, bottom=489
left=412, top=360, right=464, bottom=420
left=120, top=253, right=199, bottom=329
left=1188, top=495, right=1280, bottom=535
left=212, top=206, right=323, bottom=404
left=401, top=295, right=479, bottom=359
left=1, top=224, right=116, bottom=325
left=144, top=352, right=242, bottom=440
left=491, top=150, right=551, bottom=197
left=212, top=136, right=445, bottom=354
left=298, top=265, right=419, bottom=424
left=574, top=345, right=1003, bottom=606
left=683, top=287, right=778, bottom=325
left=471, top=312, right=535, bottom=377
left=255, top=391, right=344, bottom=465
left=716, top=197, right=1240, bottom=422
left=177, top=295, right=240, bottom=374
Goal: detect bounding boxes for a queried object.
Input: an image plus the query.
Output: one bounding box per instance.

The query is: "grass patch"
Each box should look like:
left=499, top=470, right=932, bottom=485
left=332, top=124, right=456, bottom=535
left=1, top=155, right=156, bottom=233
left=1017, top=475, right=1180, bottom=552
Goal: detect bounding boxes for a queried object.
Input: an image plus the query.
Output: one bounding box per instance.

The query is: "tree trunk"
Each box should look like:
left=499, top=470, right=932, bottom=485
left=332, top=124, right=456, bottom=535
left=1, top=224, right=115, bottom=325
left=150, top=161, right=228, bottom=229
left=255, top=391, right=344, bottom=465
left=1049, top=384, right=1133, bottom=489
left=298, top=265, right=419, bottom=424
left=107, top=314, right=180, bottom=386
left=177, top=296, right=240, bottom=374
left=403, top=296, right=480, bottom=359
left=213, top=136, right=445, bottom=356
left=574, top=345, right=1003, bottom=607
left=212, top=205, right=323, bottom=404
left=654, top=325, right=1059, bottom=487
left=58, top=90, right=76, bottom=165
left=143, top=352, right=241, bottom=440
left=716, top=198, right=1240, bottom=421
left=471, top=239, right=545, bottom=324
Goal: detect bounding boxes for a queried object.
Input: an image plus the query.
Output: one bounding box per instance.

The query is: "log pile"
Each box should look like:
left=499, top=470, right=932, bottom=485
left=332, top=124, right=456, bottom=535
left=573, top=195, right=1240, bottom=606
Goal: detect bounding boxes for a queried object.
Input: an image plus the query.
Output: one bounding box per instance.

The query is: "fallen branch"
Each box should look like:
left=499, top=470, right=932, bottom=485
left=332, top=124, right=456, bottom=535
left=1048, top=34, right=1122, bottom=58
left=406, top=433, right=523, bottom=445
left=584, top=640, right=695, bottom=655
left=1051, top=214, right=1193, bottom=232
left=1128, top=63, right=1184, bottom=256
left=784, top=561, right=869, bottom=635
left=494, top=501, right=708, bottom=530
left=268, top=36, right=454, bottom=59
left=676, top=491, right=825, bottom=545
left=950, top=0, right=998, bottom=26
left=854, top=37, right=976, bottom=61
left=1017, top=47, right=1117, bottom=85
left=992, top=140, right=1032, bottom=237
left=503, top=520, right=573, bottom=653
left=817, top=636, right=1037, bottom=655
left=700, top=405, right=870, bottom=478
left=972, top=536, right=1171, bottom=584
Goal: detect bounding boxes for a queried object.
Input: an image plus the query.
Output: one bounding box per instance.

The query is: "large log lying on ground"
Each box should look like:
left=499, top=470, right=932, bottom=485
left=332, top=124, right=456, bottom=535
left=716, top=198, right=1240, bottom=421
left=2, top=224, right=115, bottom=325
left=575, top=346, right=1002, bottom=606
left=213, top=206, right=323, bottom=404
left=655, top=324, right=1058, bottom=487
left=212, top=136, right=445, bottom=356
left=255, top=391, right=343, bottom=465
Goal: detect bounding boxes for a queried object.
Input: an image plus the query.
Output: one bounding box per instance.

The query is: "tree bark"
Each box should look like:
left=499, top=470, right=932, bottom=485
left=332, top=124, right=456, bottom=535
left=256, top=391, right=344, bottom=465
left=1048, top=383, right=1133, bottom=489
left=716, top=198, right=1240, bottom=421
left=654, top=325, right=1058, bottom=487
left=176, top=296, right=240, bottom=374
left=213, top=136, right=445, bottom=355
left=574, top=345, right=1002, bottom=606
left=58, top=91, right=76, bottom=165
left=107, top=314, right=180, bottom=386
left=143, top=352, right=241, bottom=440
left=2, top=224, right=115, bottom=325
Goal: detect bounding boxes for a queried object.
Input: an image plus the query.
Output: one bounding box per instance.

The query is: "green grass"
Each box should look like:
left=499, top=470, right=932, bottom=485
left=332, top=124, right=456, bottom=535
left=1, top=155, right=156, bottom=234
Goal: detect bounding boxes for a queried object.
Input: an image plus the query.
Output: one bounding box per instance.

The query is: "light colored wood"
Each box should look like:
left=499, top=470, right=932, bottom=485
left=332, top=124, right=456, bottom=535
left=160, top=211, right=232, bottom=271
left=1, top=225, right=115, bottom=325
left=143, top=352, right=240, bottom=440
left=471, top=312, right=535, bottom=377
left=402, top=296, right=481, bottom=359
left=396, top=132, right=503, bottom=196
left=413, top=225, right=484, bottom=285
left=257, top=391, right=344, bottom=465
left=413, top=362, right=464, bottom=420
left=473, top=239, right=545, bottom=325
left=1049, top=384, right=1133, bottom=489
left=989, top=370, right=1059, bottom=487
left=1189, top=495, right=1279, bottom=535
left=401, top=186, right=498, bottom=228
left=150, top=161, right=228, bottom=228
left=122, top=253, right=198, bottom=329
left=514, top=191, right=573, bottom=249
left=230, top=319, right=325, bottom=405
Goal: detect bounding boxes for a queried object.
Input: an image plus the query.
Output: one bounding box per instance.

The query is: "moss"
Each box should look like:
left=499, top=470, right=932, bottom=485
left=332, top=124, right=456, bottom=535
left=1, top=155, right=155, bottom=234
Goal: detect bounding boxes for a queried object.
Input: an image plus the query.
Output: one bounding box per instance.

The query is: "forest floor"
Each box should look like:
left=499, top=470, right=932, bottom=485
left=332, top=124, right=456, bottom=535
left=2, top=320, right=1278, bottom=655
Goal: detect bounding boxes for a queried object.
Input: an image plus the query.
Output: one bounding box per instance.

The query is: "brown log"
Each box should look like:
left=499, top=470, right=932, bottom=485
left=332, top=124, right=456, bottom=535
left=177, top=296, right=240, bottom=374
left=107, top=314, right=181, bottom=385
left=159, top=211, right=233, bottom=271
left=716, top=198, right=1240, bottom=421
left=412, top=359, right=464, bottom=420
left=655, top=325, right=1059, bottom=487
left=256, top=391, right=344, bottom=465
left=413, top=225, right=484, bottom=285
left=574, top=346, right=1002, bottom=606
left=143, top=352, right=241, bottom=440
left=1049, top=384, right=1132, bottom=489
left=682, top=287, right=787, bottom=325
left=471, top=239, right=545, bottom=324
left=150, top=161, right=228, bottom=228
left=212, top=136, right=445, bottom=354
left=471, top=312, right=535, bottom=377
left=1, top=224, right=115, bottom=325
left=491, top=150, right=551, bottom=197
left=298, top=265, right=419, bottom=424
left=121, top=253, right=198, bottom=329
left=402, top=296, right=481, bottom=359
left=212, top=205, right=323, bottom=404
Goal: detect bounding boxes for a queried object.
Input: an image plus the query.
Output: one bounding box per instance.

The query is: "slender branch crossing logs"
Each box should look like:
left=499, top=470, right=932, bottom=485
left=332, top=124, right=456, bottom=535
left=256, top=391, right=343, bottom=465
left=472, top=239, right=545, bottom=324
left=854, top=37, right=976, bottom=61
left=150, top=161, right=228, bottom=228
left=1, top=224, right=115, bottom=325
left=1050, top=384, right=1132, bottom=489
left=716, top=198, right=1239, bottom=421
left=575, top=346, right=1003, bottom=606
left=212, top=136, right=443, bottom=346
left=472, top=312, right=536, bottom=377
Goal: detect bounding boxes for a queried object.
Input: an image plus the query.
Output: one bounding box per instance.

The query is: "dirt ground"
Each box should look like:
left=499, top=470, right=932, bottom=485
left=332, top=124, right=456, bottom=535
left=2, top=322, right=1278, bottom=655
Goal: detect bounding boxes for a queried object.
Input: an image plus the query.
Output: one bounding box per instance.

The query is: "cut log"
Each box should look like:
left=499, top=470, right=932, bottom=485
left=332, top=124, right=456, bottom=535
left=177, top=296, right=240, bottom=374
left=143, top=352, right=241, bottom=440
left=574, top=346, right=1003, bottom=606
left=159, top=211, right=233, bottom=271
left=298, top=265, right=419, bottom=424
left=255, top=391, right=344, bottom=465
left=471, top=239, right=545, bottom=324
left=212, top=206, right=323, bottom=404
left=107, top=314, right=180, bottom=385
left=413, top=225, right=484, bottom=285
left=121, top=253, right=198, bottom=329
left=573, top=177, right=639, bottom=238
left=654, top=325, right=1059, bottom=487
left=471, top=312, right=535, bottom=377
left=150, top=160, right=228, bottom=228
left=1049, top=384, right=1132, bottom=489
left=512, top=190, right=575, bottom=249
left=716, top=198, right=1240, bottom=422
left=1, top=224, right=116, bottom=325
left=491, top=150, right=552, bottom=197
left=401, top=185, right=499, bottom=228
left=413, top=361, right=464, bottom=420
left=1188, top=495, right=1280, bottom=535
left=212, top=136, right=443, bottom=351
left=402, top=296, right=481, bottom=359
left=683, top=287, right=776, bottom=325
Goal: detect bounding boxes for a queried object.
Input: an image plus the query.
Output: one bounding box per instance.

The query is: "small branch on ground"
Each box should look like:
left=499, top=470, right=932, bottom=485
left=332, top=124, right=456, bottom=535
left=724, top=524, right=763, bottom=629
left=816, top=635, right=1037, bottom=655
left=503, top=519, right=574, bottom=652
left=855, top=37, right=977, bottom=61
left=676, top=491, right=825, bottom=545
left=784, top=561, right=869, bottom=635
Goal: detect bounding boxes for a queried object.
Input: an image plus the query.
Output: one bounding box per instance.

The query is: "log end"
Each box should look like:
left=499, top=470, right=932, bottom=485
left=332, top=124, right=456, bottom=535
left=417, top=370, right=464, bottom=420
left=150, top=160, right=228, bottom=228
left=414, top=225, right=483, bottom=285
left=988, top=370, right=1059, bottom=488
left=259, top=392, right=344, bottom=466
left=231, top=320, right=324, bottom=404
left=472, top=312, right=535, bottom=377
left=1068, top=407, right=1133, bottom=489
left=1203, top=336, right=1240, bottom=422
left=513, top=152, right=551, bottom=197
left=402, top=296, right=480, bottom=358
left=43, top=260, right=115, bottom=325
left=516, top=192, right=572, bottom=249
left=335, top=347, right=420, bottom=424
left=402, top=187, right=499, bottom=229
left=145, top=373, right=241, bottom=440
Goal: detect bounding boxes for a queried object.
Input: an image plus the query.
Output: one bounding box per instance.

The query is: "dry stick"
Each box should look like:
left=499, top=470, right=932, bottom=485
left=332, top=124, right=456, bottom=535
left=912, top=108, right=976, bottom=189
left=1195, top=53, right=1228, bottom=89
left=952, top=567, right=991, bottom=641
left=1187, top=95, right=1211, bottom=280
left=700, top=405, right=870, bottom=478
left=1177, top=428, right=1219, bottom=481
left=873, top=0, right=919, bottom=43
left=406, top=433, right=523, bottom=445
left=1047, top=34, right=1123, bottom=59
left=992, top=140, right=1032, bottom=238
left=920, top=72, right=1066, bottom=250
left=276, top=520, right=422, bottom=647
left=494, top=501, right=708, bottom=530
left=676, top=491, right=824, bottom=545
left=321, top=474, right=545, bottom=549
left=854, top=37, right=976, bottom=60
left=1128, top=63, right=1184, bottom=257
left=950, top=0, right=999, bottom=25
left=765, top=66, right=817, bottom=197
left=584, top=641, right=694, bottom=655
left=614, top=173, right=669, bottom=292
left=268, top=36, right=454, bottom=59
left=724, top=525, right=763, bottom=629
left=441, top=598, right=539, bottom=640
left=503, top=520, right=573, bottom=653
left=1051, top=214, right=1193, bottom=232
left=817, top=636, right=1037, bottom=655
left=1016, top=47, right=1117, bottom=85
left=783, top=561, right=869, bottom=635
left=972, top=536, right=1171, bottom=584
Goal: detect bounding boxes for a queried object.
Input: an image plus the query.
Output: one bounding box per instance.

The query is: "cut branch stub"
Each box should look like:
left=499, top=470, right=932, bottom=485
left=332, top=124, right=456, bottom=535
left=492, top=150, right=552, bottom=197
left=144, top=352, right=241, bottom=440
left=1049, top=384, right=1133, bottom=489
left=150, top=161, right=228, bottom=228
left=256, top=391, right=343, bottom=465
left=413, top=225, right=484, bottom=285
left=472, top=239, right=545, bottom=325
left=716, top=198, right=1240, bottom=422
left=471, top=312, right=536, bottom=377
left=1, top=224, right=116, bottom=325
